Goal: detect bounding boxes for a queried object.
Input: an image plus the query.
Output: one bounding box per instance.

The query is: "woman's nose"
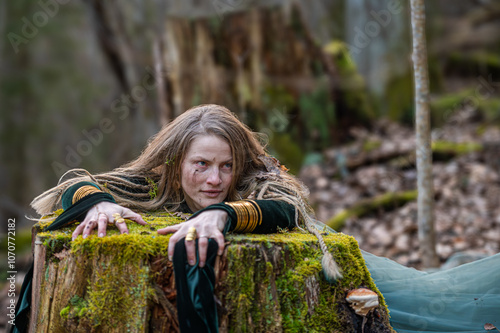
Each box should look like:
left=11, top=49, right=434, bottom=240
left=206, top=168, right=222, bottom=185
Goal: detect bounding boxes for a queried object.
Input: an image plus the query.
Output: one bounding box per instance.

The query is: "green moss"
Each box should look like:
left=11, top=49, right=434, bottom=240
left=478, top=98, right=500, bottom=122
left=430, top=89, right=473, bottom=126
left=34, top=209, right=64, bottom=231
left=37, top=211, right=391, bottom=332
left=431, top=141, right=482, bottom=155
left=38, top=212, right=180, bottom=330
left=294, top=259, right=322, bottom=281
left=362, top=139, right=382, bottom=152
left=384, top=72, right=414, bottom=123
left=60, top=295, right=88, bottom=320
left=323, top=40, right=358, bottom=75
left=60, top=306, right=70, bottom=319
left=386, top=141, right=483, bottom=169
left=222, top=232, right=390, bottom=332
left=78, top=307, right=88, bottom=317
left=145, top=177, right=158, bottom=199
left=85, top=263, right=150, bottom=328
left=431, top=89, right=500, bottom=126
left=42, top=234, right=72, bottom=262
left=327, top=190, right=418, bottom=230
left=447, top=51, right=500, bottom=78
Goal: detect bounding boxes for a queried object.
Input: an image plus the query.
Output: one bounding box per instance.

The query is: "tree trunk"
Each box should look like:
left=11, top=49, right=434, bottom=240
left=410, top=0, right=440, bottom=268
left=29, top=212, right=393, bottom=332
left=155, top=4, right=374, bottom=144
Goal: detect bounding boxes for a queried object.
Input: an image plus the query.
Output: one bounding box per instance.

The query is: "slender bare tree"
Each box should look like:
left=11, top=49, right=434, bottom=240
left=410, top=0, right=440, bottom=268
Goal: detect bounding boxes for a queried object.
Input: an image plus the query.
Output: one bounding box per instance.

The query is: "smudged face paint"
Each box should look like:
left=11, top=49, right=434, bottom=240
left=181, top=135, right=233, bottom=212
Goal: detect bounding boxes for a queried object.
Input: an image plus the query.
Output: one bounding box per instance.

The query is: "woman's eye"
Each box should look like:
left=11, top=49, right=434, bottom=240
left=196, top=161, right=207, bottom=167
left=223, top=163, right=232, bottom=169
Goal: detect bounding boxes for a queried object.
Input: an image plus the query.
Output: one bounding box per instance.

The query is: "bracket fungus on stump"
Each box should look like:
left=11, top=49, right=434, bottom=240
left=346, top=288, right=380, bottom=316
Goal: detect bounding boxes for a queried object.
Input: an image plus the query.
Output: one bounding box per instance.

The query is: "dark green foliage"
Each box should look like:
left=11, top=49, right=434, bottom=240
left=299, top=84, right=336, bottom=151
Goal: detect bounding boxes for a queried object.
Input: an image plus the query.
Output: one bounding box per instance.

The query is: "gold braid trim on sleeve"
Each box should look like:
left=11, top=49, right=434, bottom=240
left=72, top=185, right=102, bottom=204
left=225, top=200, right=262, bottom=233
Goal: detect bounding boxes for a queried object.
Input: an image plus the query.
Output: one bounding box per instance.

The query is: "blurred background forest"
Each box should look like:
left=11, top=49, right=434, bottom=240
left=1, top=0, right=500, bottom=289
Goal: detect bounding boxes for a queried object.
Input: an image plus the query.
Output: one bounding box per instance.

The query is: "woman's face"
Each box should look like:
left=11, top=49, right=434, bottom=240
left=181, top=135, right=233, bottom=211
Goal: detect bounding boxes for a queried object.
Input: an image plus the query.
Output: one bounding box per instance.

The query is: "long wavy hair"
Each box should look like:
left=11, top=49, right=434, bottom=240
left=31, top=104, right=342, bottom=280
left=32, top=104, right=311, bottom=218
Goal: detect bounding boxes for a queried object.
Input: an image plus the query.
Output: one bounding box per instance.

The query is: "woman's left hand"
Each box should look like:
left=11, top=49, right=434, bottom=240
left=157, top=210, right=227, bottom=268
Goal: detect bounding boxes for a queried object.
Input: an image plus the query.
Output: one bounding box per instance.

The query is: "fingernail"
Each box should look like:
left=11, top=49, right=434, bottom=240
left=99, top=233, right=104, bottom=237
left=168, top=256, right=172, bottom=261
left=72, top=237, right=75, bottom=241
left=189, top=260, right=195, bottom=266
left=200, top=262, right=205, bottom=268
left=83, top=234, right=88, bottom=239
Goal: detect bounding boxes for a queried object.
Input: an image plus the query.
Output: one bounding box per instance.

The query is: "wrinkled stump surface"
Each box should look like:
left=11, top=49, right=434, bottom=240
left=30, top=211, right=393, bottom=332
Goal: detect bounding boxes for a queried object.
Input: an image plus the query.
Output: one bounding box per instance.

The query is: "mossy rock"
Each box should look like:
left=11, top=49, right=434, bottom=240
left=31, top=211, right=393, bottom=332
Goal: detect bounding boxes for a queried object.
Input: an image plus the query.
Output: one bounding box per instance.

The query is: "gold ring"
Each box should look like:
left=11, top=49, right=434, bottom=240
left=113, top=213, right=126, bottom=224
left=185, top=227, right=197, bottom=241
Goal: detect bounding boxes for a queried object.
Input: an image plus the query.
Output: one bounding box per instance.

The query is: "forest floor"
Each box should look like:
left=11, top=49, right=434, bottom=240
left=300, top=109, right=500, bottom=270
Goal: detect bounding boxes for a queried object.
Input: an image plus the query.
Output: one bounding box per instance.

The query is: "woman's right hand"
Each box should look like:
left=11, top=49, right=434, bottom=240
left=72, top=201, right=147, bottom=240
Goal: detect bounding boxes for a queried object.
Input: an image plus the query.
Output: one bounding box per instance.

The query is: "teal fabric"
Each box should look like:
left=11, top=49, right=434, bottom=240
left=314, top=220, right=500, bottom=332
left=364, top=251, right=500, bottom=332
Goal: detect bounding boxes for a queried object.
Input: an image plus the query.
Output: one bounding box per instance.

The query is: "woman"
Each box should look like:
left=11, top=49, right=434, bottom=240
left=21, top=104, right=339, bottom=333
left=18, top=104, right=500, bottom=333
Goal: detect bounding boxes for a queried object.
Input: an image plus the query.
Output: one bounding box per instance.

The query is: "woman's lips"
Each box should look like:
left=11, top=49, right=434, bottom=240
left=202, top=190, right=222, bottom=198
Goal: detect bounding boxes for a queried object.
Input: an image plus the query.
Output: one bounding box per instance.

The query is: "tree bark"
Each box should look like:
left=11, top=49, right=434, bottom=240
left=29, top=214, right=393, bottom=332
left=410, top=0, right=440, bottom=268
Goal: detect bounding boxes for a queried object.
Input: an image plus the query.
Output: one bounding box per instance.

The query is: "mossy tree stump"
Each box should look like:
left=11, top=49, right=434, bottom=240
left=30, top=211, right=393, bottom=332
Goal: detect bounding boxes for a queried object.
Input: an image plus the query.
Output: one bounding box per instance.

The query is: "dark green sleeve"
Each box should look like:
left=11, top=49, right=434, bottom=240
left=46, top=181, right=116, bottom=231
left=60, top=176, right=152, bottom=210
left=191, top=199, right=296, bottom=234
left=172, top=199, right=296, bottom=332
left=61, top=181, right=103, bottom=210
left=15, top=183, right=118, bottom=331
